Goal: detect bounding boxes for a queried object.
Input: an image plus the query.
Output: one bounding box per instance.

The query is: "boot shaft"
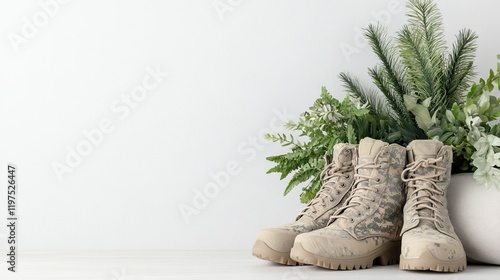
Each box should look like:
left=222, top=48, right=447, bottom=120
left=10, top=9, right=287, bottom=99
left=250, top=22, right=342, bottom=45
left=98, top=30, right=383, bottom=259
left=404, top=140, right=452, bottom=192
left=400, top=140, right=466, bottom=271
left=296, top=143, right=357, bottom=224
left=330, top=138, right=406, bottom=240
left=401, top=140, right=456, bottom=236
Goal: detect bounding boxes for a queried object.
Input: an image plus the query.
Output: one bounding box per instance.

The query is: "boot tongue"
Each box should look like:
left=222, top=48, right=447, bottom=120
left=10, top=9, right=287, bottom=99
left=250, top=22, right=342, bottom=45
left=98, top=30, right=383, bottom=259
left=300, top=143, right=354, bottom=220
left=408, top=140, right=443, bottom=161
left=358, top=138, right=388, bottom=168
left=323, top=143, right=353, bottom=192
left=332, top=143, right=352, bottom=165
left=407, top=140, right=443, bottom=230
left=323, top=143, right=353, bottom=188
left=331, top=143, right=344, bottom=163
left=349, top=138, right=388, bottom=204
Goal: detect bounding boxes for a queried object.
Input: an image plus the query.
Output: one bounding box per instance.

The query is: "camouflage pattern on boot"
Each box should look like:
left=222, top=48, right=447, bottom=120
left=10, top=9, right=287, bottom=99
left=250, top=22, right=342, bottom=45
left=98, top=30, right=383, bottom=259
left=290, top=137, right=406, bottom=270
left=400, top=140, right=466, bottom=272
left=252, top=143, right=357, bottom=265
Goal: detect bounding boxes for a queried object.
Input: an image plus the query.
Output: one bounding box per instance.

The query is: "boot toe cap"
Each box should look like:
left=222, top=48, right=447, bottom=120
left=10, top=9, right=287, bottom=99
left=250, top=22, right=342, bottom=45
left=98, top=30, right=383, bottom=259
left=255, top=228, right=298, bottom=253
left=402, top=231, right=466, bottom=261
left=293, top=228, right=359, bottom=258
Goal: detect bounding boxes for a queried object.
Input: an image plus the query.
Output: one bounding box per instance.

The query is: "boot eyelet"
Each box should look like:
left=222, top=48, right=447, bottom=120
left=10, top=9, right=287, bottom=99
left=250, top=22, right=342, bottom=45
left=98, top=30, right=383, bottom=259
left=366, top=206, right=370, bottom=210
left=345, top=175, right=350, bottom=179
left=330, top=199, right=334, bottom=202
left=313, top=211, right=317, bottom=214
left=357, top=212, right=361, bottom=216
left=375, top=178, right=381, bottom=183
left=341, top=183, right=345, bottom=188
left=350, top=218, right=354, bottom=223
left=336, top=191, right=341, bottom=195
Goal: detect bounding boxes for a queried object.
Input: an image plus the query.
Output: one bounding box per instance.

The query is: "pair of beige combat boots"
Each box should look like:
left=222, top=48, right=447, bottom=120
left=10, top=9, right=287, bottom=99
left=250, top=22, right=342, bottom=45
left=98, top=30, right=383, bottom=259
left=252, top=137, right=466, bottom=272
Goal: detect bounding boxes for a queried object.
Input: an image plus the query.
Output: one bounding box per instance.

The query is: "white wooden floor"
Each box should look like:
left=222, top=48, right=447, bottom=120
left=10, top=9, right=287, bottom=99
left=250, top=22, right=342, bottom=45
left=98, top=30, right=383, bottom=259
left=0, top=251, right=498, bottom=280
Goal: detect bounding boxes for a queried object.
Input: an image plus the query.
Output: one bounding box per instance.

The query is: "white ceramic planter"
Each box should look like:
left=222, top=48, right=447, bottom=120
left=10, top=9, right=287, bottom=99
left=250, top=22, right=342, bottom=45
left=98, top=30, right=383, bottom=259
left=448, top=173, right=500, bottom=264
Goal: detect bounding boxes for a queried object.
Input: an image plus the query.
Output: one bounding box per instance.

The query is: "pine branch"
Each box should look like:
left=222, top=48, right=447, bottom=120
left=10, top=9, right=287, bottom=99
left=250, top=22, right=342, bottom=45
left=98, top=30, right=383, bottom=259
left=444, top=29, right=477, bottom=107
left=405, top=0, right=446, bottom=112
left=365, top=24, right=410, bottom=99
left=338, top=72, right=393, bottom=117
left=407, top=0, right=446, bottom=60
left=368, top=66, right=412, bottom=123
left=398, top=25, right=437, bottom=101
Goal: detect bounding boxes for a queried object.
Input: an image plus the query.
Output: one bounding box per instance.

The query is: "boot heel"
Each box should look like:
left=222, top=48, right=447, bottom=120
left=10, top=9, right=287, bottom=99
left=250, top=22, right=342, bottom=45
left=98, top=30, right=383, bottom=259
left=375, top=241, right=401, bottom=265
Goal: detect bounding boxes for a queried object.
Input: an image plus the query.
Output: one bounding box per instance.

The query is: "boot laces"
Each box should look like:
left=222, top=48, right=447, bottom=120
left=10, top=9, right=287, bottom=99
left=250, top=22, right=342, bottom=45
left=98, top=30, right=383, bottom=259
left=401, top=157, right=446, bottom=227
left=297, top=160, right=353, bottom=220
left=328, top=162, right=381, bottom=223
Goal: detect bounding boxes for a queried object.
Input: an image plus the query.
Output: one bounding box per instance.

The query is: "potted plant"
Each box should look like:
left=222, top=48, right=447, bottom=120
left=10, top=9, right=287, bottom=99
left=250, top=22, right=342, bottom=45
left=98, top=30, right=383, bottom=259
left=265, top=0, right=500, bottom=264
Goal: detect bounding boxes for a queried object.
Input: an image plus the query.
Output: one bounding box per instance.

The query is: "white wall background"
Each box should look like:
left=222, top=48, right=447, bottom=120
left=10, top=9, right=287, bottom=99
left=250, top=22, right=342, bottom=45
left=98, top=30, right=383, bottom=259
left=0, top=0, right=498, bottom=251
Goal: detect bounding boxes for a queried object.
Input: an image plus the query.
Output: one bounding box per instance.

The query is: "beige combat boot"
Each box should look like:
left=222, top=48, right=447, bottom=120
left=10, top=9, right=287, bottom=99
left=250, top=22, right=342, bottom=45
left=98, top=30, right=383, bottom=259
left=252, top=143, right=357, bottom=265
left=400, top=140, right=466, bottom=272
left=290, top=137, right=406, bottom=269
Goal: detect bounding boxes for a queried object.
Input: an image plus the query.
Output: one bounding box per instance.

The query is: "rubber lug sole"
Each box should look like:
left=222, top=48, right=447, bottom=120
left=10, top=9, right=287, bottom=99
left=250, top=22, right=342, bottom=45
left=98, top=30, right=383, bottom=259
left=400, top=251, right=466, bottom=272
left=252, top=240, right=301, bottom=265
left=290, top=240, right=401, bottom=270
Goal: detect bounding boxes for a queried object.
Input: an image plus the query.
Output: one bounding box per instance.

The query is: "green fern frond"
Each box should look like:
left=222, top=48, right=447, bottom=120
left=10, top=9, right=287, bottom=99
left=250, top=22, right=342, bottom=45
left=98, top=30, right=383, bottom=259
left=284, top=164, right=320, bottom=195
left=300, top=174, right=322, bottom=203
